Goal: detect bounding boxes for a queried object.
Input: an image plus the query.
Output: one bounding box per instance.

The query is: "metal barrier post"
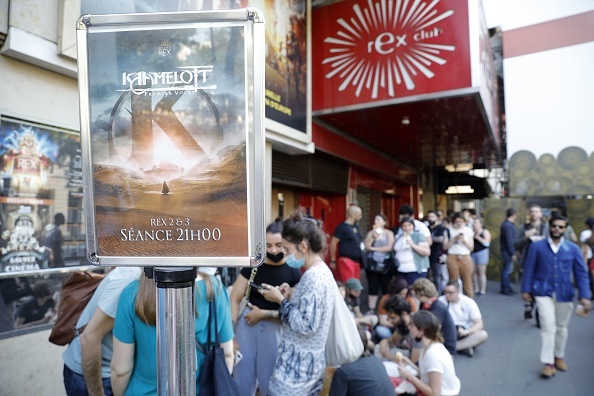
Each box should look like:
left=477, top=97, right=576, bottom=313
left=153, top=267, right=197, bottom=396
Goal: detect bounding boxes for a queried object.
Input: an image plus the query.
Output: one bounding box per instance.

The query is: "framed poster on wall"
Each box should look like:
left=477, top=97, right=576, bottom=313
left=0, top=116, right=87, bottom=275
left=77, top=9, right=266, bottom=267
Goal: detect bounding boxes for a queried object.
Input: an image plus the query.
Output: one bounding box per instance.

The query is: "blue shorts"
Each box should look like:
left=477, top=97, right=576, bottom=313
left=471, top=249, right=489, bottom=265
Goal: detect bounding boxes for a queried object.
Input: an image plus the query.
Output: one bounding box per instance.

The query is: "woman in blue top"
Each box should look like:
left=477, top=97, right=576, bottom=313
left=111, top=267, right=234, bottom=395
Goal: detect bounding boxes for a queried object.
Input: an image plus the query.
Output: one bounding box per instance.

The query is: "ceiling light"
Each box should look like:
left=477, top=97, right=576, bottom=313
left=445, top=185, right=475, bottom=194
left=445, top=163, right=474, bottom=172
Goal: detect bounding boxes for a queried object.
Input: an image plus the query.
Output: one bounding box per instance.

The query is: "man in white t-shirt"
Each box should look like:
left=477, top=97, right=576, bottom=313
left=438, top=280, right=488, bottom=357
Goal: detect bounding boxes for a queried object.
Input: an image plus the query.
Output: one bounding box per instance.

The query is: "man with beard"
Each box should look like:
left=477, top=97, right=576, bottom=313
left=377, top=294, right=421, bottom=364
left=426, top=210, right=446, bottom=294
left=521, top=214, right=592, bottom=378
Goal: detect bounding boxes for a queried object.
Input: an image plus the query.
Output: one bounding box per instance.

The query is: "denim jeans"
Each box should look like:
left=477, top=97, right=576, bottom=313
left=500, top=251, right=514, bottom=292
left=399, top=271, right=427, bottom=287
left=63, top=364, right=113, bottom=396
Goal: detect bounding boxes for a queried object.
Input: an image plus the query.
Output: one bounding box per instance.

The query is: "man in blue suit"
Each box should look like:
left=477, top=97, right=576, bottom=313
left=521, top=214, right=592, bottom=378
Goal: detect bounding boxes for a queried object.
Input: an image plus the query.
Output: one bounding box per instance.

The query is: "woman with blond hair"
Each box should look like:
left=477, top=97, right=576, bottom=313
left=111, top=267, right=234, bottom=395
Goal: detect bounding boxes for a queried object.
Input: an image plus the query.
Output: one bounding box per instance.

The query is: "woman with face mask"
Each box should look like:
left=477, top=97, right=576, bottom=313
left=397, top=311, right=461, bottom=396
left=257, top=212, right=335, bottom=396
left=229, top=219, right=302, bottom=396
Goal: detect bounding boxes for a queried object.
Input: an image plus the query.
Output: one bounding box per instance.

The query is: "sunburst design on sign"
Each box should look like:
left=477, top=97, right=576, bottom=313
left=322, top=0, right=456, bottom=98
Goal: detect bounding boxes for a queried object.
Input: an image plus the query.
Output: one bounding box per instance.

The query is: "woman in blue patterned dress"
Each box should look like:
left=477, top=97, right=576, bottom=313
left=258, top=213, right=335, bottom=396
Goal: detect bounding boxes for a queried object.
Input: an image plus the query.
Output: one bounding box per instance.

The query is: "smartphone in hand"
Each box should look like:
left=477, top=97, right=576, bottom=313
left=249, top=282, right=264, bottom=290
left=234, top=350, right=243, bottom=366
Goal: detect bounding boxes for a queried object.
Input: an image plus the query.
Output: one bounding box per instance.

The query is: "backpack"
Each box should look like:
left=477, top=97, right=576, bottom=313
left=49, top=271, right=105, bottom=346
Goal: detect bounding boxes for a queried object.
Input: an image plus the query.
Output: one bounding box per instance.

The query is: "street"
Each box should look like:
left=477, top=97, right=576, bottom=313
left=453, top=280, right=594, bottom=395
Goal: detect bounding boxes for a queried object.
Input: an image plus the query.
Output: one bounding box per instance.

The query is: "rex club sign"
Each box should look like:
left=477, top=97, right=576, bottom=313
left=313, top=0, right=471, bottom=111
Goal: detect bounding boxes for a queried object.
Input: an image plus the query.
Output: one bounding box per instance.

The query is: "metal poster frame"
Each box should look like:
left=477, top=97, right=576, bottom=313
left=77, top=9, right=266, bottom=267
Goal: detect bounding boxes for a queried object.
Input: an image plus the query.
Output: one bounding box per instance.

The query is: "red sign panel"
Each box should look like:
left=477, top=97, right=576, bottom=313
left=313, top=0, right=471, bottom=111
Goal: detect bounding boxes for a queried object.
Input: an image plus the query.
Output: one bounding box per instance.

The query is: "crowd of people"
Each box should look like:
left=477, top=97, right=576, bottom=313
left=54, top=203, right=594, bottom=395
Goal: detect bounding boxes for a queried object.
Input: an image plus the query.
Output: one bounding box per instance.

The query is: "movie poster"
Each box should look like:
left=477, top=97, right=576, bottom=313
left=79, top=12, right=265, bottom=264
left=0, top=118, right=86, bottom=274
left=252, top=0, right=307, bottom=133
left=82, top=0, right=308, bottom=133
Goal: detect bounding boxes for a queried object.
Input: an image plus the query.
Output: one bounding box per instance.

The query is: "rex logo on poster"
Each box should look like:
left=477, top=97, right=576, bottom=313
left=314, top=0, right=470, bottom=109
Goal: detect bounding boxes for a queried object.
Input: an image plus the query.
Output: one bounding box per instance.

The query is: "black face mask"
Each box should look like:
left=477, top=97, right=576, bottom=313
left=267, top=251, right=284, bottom=263
left=428, top=220, right=435, bottom=226
left=414, top=335, right=423, bottom=342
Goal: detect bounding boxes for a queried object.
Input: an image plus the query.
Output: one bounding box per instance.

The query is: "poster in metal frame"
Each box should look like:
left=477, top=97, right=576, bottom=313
left=77, top=9, right=266, bottom=267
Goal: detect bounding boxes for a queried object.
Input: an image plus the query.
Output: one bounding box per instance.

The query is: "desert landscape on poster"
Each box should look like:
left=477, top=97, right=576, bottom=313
left=87, top=25, right=249, bottom=258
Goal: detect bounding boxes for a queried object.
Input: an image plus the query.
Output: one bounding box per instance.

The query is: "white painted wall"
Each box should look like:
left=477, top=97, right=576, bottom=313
left=483, top=0, right=594, bottom=31
left=0, top=55, right=79, bottom=128
left=482, top=0, right=594, bottom=158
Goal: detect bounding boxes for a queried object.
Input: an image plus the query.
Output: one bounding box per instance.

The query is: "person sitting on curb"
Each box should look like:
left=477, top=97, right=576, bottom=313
left=344, top=278, right=379, bottom=329
left=375, top=277, right=417, bottom=341
left=438, top=280, right=489, bottom=357
left=328, top=328, right=396, bottom=395
left=411, top=278, right=457, bottom=355
left=377, top=294, right=421, bottom=364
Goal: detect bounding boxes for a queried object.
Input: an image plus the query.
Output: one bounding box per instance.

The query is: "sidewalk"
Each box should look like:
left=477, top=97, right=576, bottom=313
left=453, top=281, right=594, bottom=396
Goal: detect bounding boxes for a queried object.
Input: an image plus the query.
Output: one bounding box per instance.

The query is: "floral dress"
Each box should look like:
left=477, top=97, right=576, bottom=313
left=267, top=263, right=336, bottom=396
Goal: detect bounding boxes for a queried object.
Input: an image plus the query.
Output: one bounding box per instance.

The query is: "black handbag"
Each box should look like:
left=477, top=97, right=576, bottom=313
left=199, top=295, right=241, bottom=396
left=388, top=252, right=400, bottom=276
left=365, top=252, right=390, bottom=274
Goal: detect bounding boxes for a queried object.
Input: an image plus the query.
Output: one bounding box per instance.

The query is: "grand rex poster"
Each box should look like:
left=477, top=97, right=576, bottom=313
left=0, top=118, right=86, bottom=273
left=78, top=12, right=264, bottom=264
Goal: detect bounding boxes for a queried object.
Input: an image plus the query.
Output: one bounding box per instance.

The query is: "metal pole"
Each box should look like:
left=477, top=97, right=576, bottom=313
left=154, top=267, right=197, bottom=396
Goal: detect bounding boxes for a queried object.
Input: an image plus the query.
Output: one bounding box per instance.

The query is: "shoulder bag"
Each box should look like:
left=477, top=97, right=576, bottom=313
left=49, top=271, right=106, bottom=346
left=365, top=231, right=392, bottom=274
left=325, top=284, right=364, bottom=366
left=199, top=295, right=241, bottom=396
left=237, top=267, right=258, bottom=324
